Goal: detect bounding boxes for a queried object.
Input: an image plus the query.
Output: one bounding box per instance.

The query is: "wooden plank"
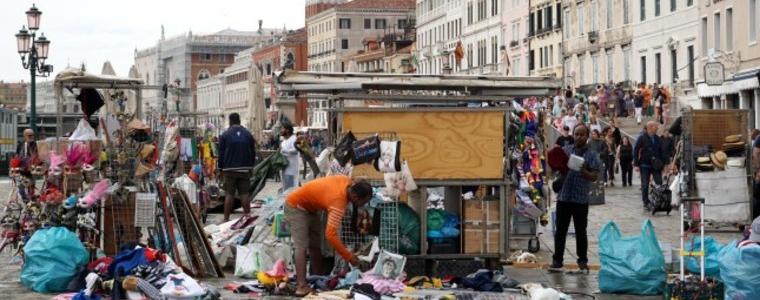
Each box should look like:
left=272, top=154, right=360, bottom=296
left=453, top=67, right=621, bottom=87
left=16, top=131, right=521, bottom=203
left=343, top=111, right=505, bottom=180
left=691, top=110, right=748, bottom=151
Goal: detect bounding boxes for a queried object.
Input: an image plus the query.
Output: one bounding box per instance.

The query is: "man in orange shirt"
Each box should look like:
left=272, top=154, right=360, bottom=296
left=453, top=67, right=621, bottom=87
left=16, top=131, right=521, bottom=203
left=285, top=175, right=373, bottom=296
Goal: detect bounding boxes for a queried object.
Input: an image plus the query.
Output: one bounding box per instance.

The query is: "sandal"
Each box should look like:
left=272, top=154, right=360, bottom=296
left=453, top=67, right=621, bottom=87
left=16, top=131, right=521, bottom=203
left=294, top=286, right=314, bottom=297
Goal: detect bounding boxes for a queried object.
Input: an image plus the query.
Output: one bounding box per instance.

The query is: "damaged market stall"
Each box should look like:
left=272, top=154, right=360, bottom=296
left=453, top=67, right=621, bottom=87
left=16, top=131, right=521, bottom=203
left=0, top=68, right=223, bottom=298
left=276, top=71, right=561, bottom=276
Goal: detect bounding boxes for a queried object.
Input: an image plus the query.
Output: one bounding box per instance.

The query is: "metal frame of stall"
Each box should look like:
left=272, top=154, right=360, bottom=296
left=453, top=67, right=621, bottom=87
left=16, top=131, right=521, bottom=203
left=277, top=71, right=561, bottom=265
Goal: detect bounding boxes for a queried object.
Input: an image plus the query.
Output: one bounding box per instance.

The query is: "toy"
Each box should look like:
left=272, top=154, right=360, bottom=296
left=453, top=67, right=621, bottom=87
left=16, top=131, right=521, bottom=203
left=78, top=179, right=110, bottom=208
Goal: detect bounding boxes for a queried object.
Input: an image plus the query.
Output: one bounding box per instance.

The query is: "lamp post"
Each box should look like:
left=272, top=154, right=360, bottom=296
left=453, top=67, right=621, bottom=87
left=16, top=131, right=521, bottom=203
left=15, top=4, right=53, bottom=134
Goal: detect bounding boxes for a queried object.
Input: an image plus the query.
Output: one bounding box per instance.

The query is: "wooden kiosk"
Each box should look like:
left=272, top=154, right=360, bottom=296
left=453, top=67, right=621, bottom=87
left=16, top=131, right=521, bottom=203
left=277, top=71, right=561, bottom=273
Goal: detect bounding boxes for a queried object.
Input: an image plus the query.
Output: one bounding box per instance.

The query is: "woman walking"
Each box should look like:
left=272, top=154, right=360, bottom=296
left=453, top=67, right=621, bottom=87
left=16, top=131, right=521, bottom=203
left=617, top=136, right=634, bottom=187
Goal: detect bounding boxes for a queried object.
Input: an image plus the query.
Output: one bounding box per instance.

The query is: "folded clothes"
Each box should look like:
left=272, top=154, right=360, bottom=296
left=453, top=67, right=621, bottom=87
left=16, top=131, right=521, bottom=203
left=357, top=272, right=405, bottom=295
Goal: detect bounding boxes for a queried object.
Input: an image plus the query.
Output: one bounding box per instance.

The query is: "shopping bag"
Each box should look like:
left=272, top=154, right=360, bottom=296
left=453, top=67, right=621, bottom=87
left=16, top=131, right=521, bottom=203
left=351, top=135, right=381, bottom=165
left=21, top=227, right=89, bottom=293
left=685, top=236, right=724, bottom=277
left=669, top=173, right=681, bottom=206
left=235, top=244, right=269, bottom=278
left=718, top=241, right=760, bottom=299
left=334, top=132, right=356, bottom=166
left=598, top=220, right=666, bottom=295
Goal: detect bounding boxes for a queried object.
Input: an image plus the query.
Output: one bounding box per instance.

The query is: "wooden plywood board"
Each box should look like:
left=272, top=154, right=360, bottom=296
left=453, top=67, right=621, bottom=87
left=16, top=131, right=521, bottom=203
left=343, top=111, right=504, bottom=180
left=691, top=110, right=748, bottom=151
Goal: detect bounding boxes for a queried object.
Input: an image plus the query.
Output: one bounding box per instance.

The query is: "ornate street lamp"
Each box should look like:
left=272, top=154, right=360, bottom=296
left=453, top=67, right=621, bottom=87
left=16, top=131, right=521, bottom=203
left=15, top=4, right=53, bottom=134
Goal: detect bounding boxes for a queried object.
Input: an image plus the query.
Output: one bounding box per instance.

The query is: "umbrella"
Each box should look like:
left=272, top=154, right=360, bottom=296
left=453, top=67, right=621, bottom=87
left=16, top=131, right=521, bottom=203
left=248, top=152, right=289, bottom=198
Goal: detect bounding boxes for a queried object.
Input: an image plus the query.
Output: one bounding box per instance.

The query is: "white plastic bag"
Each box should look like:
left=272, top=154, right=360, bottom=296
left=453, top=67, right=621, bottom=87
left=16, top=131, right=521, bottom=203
left=69, top=119, right=99, bottom=141
left=669, top=173, right=681, bottom=207
left=235, top=244, right=266, bottom=278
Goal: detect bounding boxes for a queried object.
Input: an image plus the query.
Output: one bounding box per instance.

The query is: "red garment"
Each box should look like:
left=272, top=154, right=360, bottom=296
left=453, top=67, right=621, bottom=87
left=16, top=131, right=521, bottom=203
left=87, top=257, right=113, bottom=274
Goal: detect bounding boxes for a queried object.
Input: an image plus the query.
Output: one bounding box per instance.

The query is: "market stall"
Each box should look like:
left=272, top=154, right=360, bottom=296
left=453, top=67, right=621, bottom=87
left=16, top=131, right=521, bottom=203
left=276, top=71, right=562, bottom=273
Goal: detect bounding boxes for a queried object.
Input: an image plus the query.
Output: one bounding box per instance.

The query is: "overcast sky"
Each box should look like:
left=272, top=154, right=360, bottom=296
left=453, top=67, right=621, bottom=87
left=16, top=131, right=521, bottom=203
left=1, top=0, right=305, bottom=82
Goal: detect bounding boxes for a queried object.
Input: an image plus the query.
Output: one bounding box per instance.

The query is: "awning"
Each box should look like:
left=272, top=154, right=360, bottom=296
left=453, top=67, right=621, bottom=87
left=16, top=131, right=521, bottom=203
left=697, top=69, right=760, bottom=98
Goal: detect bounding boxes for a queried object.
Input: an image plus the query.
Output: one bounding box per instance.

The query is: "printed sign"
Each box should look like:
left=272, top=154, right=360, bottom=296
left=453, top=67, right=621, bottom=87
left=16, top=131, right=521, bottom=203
left=704, top=62, right=725, bottom=86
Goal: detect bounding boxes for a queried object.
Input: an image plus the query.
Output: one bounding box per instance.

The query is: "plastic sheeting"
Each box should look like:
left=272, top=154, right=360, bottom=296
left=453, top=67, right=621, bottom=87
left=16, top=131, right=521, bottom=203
left=21, top=227, right=89, bottom=293
left=598, top=220, right=666, bottom=295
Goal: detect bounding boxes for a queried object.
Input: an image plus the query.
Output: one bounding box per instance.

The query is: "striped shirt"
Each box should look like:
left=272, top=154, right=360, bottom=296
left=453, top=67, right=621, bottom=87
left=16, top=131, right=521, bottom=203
left=286, top=175, right=353, bottom=261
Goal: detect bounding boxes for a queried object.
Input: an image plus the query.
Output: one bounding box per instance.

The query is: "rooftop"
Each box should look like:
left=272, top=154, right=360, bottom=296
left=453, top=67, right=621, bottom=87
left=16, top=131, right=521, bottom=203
left=338, top=0, right=415, bottom=10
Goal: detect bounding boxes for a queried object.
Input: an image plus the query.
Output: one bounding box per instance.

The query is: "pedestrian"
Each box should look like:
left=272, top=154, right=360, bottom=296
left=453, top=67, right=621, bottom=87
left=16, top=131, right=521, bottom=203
left=285, top=176, right=373, bottom=297
left=16, top=128, right=38, bottom=161
left=218, top=113, right=257, bottom=222
left=634, top=121, right=666, bottom=208
left=624, top=90, right=634, bottom=118
left=617, top=136, right=634, bottom=187
left=604, top=131, right=617, bottom=186
left=597, top=85, right=608, bottom=117
left=634, top=90, right=644, bottom=125
left=549, top=124, right=602, bottom=274
left=562, top=110, right=578, bottom=132
left=644, top=84, right=654, bottom=117
left=280, top=123, right=300, bottom=192
left=660, top=129, right=675, bottom=166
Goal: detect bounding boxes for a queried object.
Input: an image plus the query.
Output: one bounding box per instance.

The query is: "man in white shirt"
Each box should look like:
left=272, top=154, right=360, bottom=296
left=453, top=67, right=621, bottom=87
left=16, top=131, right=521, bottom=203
left=280, top=124, right=300, bottom=192
left=562, top=113, right=578, bottom=133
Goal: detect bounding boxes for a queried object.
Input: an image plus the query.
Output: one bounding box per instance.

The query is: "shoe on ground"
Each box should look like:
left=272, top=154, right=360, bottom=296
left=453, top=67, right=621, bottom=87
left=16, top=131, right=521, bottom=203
left=547, top=262, right=564, bottom=273
left=572, top=264, right=590, bottom=274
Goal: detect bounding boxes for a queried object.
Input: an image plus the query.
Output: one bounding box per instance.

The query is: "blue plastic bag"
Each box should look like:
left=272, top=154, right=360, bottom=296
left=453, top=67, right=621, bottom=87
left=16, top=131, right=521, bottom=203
left=718, top=241, right=760, bottom=299
left=685, top=236, right=724, bottom=277
left=598, top=220, right=666, bottom=295
left=21, top=227, right=89, bottom=293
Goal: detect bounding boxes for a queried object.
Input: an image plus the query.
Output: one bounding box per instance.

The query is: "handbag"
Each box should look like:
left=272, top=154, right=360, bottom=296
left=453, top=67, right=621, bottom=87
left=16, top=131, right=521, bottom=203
left=334, top=132, right=356, bottom=166
left=351, top=135, right=381, bottom=165
left=374, top=140, right=401, bottom=173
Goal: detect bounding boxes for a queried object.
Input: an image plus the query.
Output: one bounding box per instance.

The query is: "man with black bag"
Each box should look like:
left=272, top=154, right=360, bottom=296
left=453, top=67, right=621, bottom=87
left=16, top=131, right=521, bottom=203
left=634, top=121, right=666, bottom=208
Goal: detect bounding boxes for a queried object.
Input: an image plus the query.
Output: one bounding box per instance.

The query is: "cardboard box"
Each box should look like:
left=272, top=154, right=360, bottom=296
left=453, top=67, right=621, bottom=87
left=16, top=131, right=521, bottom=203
left=463, top=200, right=501, bottom=225
left=463, top=222, right=500, bottom=254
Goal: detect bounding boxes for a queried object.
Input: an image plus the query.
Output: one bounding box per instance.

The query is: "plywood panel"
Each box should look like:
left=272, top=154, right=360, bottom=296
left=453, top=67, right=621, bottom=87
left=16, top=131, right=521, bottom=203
left=343, top=111, right=504, bottom=180
left=691, top=110, right=748, bottom=151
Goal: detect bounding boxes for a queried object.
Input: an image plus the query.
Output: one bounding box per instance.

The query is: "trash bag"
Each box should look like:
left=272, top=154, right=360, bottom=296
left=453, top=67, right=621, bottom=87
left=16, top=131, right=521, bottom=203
left=598, top=220, right=666, bottom=295
left=718, top=241, right=760, bottom=299
left=685, top=236, right=724, bottom=277
left=21, top=227, right=89, bottom=293
left=397, top=204, right=420, bottom=255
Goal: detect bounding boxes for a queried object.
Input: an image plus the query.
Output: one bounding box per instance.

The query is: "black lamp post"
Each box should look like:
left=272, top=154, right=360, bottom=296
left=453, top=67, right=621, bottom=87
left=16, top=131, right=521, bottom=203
left=15, top=4, right=53, bottom=134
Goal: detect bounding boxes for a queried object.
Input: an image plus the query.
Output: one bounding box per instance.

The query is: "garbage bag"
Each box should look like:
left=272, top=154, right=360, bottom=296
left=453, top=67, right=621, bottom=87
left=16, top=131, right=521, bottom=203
left=598, top=220, right=666, bottom=295
left=397, top=204, right=420, bottom=255
left=685, top=236, right=724, bottom=277
left=21, top=227, right=89, bottom=293
left=718, top=241, right=760, bottom=299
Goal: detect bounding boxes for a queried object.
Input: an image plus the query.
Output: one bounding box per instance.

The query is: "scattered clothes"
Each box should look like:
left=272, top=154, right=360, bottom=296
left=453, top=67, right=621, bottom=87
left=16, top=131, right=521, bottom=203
left=160, top=273, right=205, bottom=299
left=457, top=270, right=503, bottom=292
left=134, top=277, right=163, bottom=300
left=108, top=247, right=148, bottom=277
left=87, top=257, right=113, bottom=275
left=131, top=261, right=176, bottom=288
left=51, top=293, right=77, bottom=300
left=405, top=276, right=443, bottom=289
left=492, top=273, right=520, bottom=289
left=351, top=283, right=382, bottom=300
left=306, top=275, right=331, bottom=291
left=71, top=292, right=101, bottom=300
left=358, top=271, right=406, bottom=295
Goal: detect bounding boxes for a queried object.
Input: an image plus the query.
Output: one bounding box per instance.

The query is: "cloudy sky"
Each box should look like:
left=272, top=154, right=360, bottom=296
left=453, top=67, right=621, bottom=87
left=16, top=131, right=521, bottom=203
left=1, top=0, right=305, bottom=82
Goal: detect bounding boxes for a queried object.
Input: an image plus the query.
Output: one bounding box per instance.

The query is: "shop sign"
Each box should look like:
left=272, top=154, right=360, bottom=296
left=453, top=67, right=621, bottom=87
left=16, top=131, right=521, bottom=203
left=704, top=62, right=725, bottom=86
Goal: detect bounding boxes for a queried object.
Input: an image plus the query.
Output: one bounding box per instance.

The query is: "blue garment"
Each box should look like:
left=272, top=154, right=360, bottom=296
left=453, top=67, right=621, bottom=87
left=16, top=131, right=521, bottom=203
left=108, top=248, right=147, bottom=277
left=557, top=145, right=603, bottom=204
left=218, top=125, right=257, bottom=171
left=634, top=133, right=664, bottom=169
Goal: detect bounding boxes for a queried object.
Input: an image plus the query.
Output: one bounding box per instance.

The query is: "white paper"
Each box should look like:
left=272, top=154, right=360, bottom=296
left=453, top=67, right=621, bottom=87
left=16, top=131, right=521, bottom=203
left=134, top=193, right=156, bottom=228
left=568, top=154, right=585, bottom=171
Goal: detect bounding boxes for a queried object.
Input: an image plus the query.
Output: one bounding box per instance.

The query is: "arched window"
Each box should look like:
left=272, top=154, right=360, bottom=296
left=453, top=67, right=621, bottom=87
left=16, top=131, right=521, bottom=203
left=197, top=69, right=211, bottom=80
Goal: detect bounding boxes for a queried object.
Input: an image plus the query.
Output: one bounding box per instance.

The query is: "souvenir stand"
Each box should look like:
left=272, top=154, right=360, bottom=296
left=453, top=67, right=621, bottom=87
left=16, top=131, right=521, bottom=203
left=276, top=71, right=561, bottom=277
left=50, top=69, right=222, bottom=278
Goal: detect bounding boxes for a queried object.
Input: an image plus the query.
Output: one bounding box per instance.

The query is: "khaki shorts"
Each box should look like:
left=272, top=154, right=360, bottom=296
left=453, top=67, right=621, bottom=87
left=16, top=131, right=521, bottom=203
left=223, top=171, right=251, bottom=197
left=284, top=204, right=322, bottom=250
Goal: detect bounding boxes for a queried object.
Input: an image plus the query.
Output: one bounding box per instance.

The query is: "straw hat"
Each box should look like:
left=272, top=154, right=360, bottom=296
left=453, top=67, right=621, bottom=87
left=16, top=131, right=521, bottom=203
left=710, top=151, right=728, bottom=170
left=724, top=134, right=743, bottom=143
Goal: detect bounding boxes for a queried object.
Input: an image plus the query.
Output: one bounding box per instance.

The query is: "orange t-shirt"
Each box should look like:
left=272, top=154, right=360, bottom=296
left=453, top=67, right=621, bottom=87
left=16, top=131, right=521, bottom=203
left=286, top=175, right=354, bottom=261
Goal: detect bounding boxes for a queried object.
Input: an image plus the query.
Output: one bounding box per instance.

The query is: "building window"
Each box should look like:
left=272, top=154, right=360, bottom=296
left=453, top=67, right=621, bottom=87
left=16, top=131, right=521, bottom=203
left=375, top=19, right=386, bottom=29
left=726, top=8, right=733, bottom=51
left=640, top=0, right=645, bottom=21
left=687, top=45, right=695, bottom=86
left=341, top=39, right=348, bottom=49
left=398, top=19, right=408, bottom=29
left=468, top=2, right=473, bottom=24
left=468, top=44, right=474, bottom=68
left=578, top=4, right=585, bottom=35
left=670, top=48, right=677, bottom=83
left=364, top=19, right=371, bottom=29
left=606, top=0, right=612, bottom=29
left=623, top=45, right=631, bottom=81
left=655, top=0, right=660, bottom=17
left=591, top=0, right=598, bottom=31
left=752, top=0, right=758, bottom=42
left=563, top=9, right=570, bottom=38
left=701, top=17, right=708, bottom=54
left=491, top=0, right=498, bottom=16
left=655, top=53, right=661, bottom=83
left=623, top=0, right=629, bottom=24
left=579, top=55, right=586, bottom=84
left=607, top=50, right=614, bottom=82
left=714, top=12, right=721, bottom=51
left=546, top=6, right=553, bottom=29
left=592, top=54, right=599, bottom=84
left=557, top=3, right=562, bottom=27
left=641, top=56, right=647, bottom=83
left=339, top=18, right=351, bottom=29
left=266, top=63, right=272, bottom=75
left=197, top=69, right=210, bottom=80
left=670, top=0, right=676, bottom=12
left=202, top=53, right=212, bottom=61
left=687, top=0, right=693, bottom=6
left=529, top=49, right=535, bottom=70
left=491, top=36, right=498, bottom=64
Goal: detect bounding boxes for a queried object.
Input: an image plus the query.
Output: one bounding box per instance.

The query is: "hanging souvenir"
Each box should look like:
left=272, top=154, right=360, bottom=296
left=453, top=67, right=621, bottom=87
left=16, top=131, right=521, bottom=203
left=374, top=140, right=401, bottom=173
left=351, top=135, right=380, bottom=165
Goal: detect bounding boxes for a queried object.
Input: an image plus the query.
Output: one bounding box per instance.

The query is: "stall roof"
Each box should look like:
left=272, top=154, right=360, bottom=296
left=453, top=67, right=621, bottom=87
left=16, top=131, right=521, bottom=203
left=276, top=70, right=562, bottom=96
left=54, top=68, right=143, bottom=88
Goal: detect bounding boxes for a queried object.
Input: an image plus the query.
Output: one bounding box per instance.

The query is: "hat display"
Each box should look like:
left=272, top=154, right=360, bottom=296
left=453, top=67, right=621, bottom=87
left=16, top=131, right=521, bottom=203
left=710, top=151, right=728, bottom=170
left=696, top=156, right=715, bottom=172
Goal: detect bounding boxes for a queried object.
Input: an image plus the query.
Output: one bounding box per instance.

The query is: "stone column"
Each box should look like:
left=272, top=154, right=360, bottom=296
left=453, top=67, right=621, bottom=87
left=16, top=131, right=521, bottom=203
left=739, top=90, right=747, bottom=109
left=755, top=88, right=760, bottom=128
left=713, top=96, right=720, bottom=109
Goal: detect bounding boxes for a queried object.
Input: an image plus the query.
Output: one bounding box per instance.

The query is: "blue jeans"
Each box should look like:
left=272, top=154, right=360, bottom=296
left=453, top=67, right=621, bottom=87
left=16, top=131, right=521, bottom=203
left=640, top=167, right=662, bottom=207
left=282, top=174, right=297, bottom=193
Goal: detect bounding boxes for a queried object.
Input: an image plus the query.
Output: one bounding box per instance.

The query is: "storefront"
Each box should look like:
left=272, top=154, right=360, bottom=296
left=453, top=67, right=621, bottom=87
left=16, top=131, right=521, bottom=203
left=697, top=68, right=760, bottom=127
